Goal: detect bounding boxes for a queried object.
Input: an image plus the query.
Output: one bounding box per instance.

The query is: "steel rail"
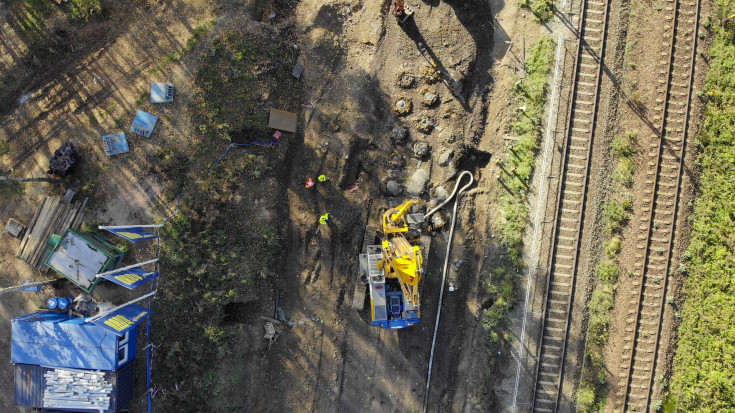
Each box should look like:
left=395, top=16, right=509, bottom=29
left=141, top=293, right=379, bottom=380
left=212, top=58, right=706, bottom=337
left=617, top=0, right=700, bottom=409
left=531, top=0, right=612, bottom=409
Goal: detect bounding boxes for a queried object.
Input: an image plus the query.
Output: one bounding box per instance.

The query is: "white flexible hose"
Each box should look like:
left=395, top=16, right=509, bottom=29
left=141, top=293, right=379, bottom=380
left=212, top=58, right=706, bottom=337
left=423, top=170, right=474, bottom=413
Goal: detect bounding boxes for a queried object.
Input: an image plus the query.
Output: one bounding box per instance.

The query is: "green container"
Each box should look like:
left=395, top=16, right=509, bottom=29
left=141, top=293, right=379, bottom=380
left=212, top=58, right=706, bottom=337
left=45, top=229, right=126, bottom=293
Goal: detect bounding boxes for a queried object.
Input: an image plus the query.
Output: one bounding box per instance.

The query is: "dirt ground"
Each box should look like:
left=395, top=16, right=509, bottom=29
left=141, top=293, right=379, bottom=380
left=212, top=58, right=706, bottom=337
left=0, top=0, right=514, bottom=411
left=0, top=0, right=704, bottom=411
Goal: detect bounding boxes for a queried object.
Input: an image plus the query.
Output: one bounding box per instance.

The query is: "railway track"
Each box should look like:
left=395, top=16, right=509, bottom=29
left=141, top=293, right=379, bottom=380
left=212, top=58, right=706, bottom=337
left=530, top=0, right=612, bottom=410
left=614, top=0, right=700, bottom=410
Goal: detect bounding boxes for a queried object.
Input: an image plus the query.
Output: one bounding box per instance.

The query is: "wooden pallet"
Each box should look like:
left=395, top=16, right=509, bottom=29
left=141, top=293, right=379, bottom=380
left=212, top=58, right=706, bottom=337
left=16, top=195, right=88, bottom=270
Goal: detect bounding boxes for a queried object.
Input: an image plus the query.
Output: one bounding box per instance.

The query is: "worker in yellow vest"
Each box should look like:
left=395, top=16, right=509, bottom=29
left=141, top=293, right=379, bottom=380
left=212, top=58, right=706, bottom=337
left=318, top=174, right=328, bottom=182
left=319, top=213, right=330, bottom=225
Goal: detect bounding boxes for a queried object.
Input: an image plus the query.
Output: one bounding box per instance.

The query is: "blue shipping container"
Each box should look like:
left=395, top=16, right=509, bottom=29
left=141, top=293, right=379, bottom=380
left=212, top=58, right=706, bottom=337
left=11, top=311, right=138, bottom=371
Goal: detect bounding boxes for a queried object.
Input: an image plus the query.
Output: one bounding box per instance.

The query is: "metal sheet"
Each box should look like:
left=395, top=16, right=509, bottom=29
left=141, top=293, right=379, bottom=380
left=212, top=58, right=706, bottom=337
left=14, top=363, right=45, bottom=407
left=101, top=268, right=159, bottom=290
left=268, top=108, right=298, bottom=133
left=12, top=311, right=120, bottom=370
left=103, top=226, right=158, bottom=242
left=130, top=110, right=158, bottom=138
left=46, top=231, right=108, bottom=289
left=91, top=304, right=150, bottom=337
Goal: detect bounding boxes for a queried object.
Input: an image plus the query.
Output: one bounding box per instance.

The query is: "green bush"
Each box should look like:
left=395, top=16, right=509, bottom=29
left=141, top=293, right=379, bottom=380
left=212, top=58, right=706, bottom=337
left=603, top=200, right=629, bottom=233
left=595, top=260, right=619, bottom=282
left=496, top=36, right=555, bottom=260
left=520, top=0, right=555, bottom=23
left=577, top=386, right=596, bottom=411
left=604, top=236, right=621, bottom=258
left=611, top=130, right=638, bottom=157
left=613, top=156, right=635, bottom=187
left=69, top=0, right=103, bottom=20
left=0, top=139, right=9, bottom=157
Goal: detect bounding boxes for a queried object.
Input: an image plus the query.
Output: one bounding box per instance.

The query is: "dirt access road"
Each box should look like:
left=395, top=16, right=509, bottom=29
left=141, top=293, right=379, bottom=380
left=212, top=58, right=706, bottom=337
left=260, top=0, right=505, bottom=411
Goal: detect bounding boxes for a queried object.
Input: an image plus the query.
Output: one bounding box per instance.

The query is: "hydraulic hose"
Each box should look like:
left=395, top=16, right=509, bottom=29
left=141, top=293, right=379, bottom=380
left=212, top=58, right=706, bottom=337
left=423, top=170, right=474, bottom=413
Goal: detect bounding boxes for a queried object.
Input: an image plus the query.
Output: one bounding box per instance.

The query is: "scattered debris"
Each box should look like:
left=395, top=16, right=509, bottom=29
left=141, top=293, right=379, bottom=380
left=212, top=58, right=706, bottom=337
left=130, top=110, right=158, bottom=138
left=102, top=132, right=130, bottom=156
left=432, top=185, right=448, bottom=204
left=292, top=59, right=304, bottom=79
left=264, top=322, right=277, bottom=341
left=430, top=211, right=447, bottom=231
left=440, top=130, right=459, bottom=143
left=398, top=71, right=416, bottom=88
left=18, top=93, right=31, bottom=105
left=348, top=182, right=361, bottom=192
left=150, top=82, right=175, bottom=103
left=269, top=108, right=298, bottom=132
left=389, top=153, right=405, bottom=168
left=414, top=115, right=435, bottom=133
left=419, top=87, right=439, bottom=106
left=47, top=142, right=79, bottom=177
left=391, top=126, right=408, bottom=144
left=392, top=96, right=413, bottom=116
left=5, top=218, right=26, bottom=239
left=421, top=66, right=441, bottom=83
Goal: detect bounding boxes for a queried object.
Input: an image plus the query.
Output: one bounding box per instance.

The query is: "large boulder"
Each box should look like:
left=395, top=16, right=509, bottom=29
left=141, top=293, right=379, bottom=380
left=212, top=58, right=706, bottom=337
left=407, top=169, right=429, bottom=196
left=386, top=180, right=402, bottom=196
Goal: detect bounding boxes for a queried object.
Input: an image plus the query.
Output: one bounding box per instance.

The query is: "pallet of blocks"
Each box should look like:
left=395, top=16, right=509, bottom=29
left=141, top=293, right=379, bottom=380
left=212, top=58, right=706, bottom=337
left=42, top=368, right=112, bottom=410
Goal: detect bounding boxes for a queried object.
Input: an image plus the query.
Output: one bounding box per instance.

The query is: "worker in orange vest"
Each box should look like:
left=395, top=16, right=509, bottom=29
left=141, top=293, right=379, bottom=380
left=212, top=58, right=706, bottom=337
left=305, top=177, right=315, bottom=189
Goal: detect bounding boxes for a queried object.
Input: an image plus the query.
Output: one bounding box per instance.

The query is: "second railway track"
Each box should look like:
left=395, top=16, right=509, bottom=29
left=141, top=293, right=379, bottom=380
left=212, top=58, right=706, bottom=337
left=531, top=0, right=612, bottom=410
left=614, top=0, right=701, bottom=410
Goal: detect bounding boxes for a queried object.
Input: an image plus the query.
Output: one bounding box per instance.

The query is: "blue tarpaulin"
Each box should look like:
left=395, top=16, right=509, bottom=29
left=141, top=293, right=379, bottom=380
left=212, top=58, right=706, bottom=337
left=101, top=268, right=160, bottom=290
left=104, top=226, right=158, bottom=242
left=11, top=311, right=138, bottom=371
left=91, top=304, right=150, bottom=337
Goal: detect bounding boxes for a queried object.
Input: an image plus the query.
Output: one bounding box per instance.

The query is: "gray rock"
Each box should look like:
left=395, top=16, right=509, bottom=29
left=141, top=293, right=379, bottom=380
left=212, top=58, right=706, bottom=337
left=438, top=149, right=454, bottom=166
left=391, top=126, right=408, bottom=144
left=413, top=142, right=430, bottom=157
left=386, top=180, right=402, bottom=196
left=432, top=186, right=448, bottom=204
left=407, top=169, right=429, bottom=196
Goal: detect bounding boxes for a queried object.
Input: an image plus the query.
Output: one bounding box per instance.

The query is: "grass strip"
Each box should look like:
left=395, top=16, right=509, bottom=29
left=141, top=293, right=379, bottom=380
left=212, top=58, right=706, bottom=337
left=666, top=2, right=735, bottom=411
left=576, top=131, right=636, bottom=412
left=474, top=36, right=555, bottom=407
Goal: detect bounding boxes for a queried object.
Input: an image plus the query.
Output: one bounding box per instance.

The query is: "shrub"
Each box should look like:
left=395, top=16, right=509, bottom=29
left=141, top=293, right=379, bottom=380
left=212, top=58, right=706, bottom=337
left=0, top=139, right=9, bottom=157
left=613, top=156, right=635, bottom=187
left=612, top=130, right=638, bottom=158
left=69, top=0, right=103, bottom=21
left=595, top=260, right=619, bottom=282
left=603, top=200, right=629, bottom=233
left=604, top=236, right=621, bottom=258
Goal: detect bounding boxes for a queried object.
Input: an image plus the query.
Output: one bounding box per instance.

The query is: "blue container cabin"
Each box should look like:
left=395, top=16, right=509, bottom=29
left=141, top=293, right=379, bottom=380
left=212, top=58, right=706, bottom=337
left=11, top=311, right=139, bottom=412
